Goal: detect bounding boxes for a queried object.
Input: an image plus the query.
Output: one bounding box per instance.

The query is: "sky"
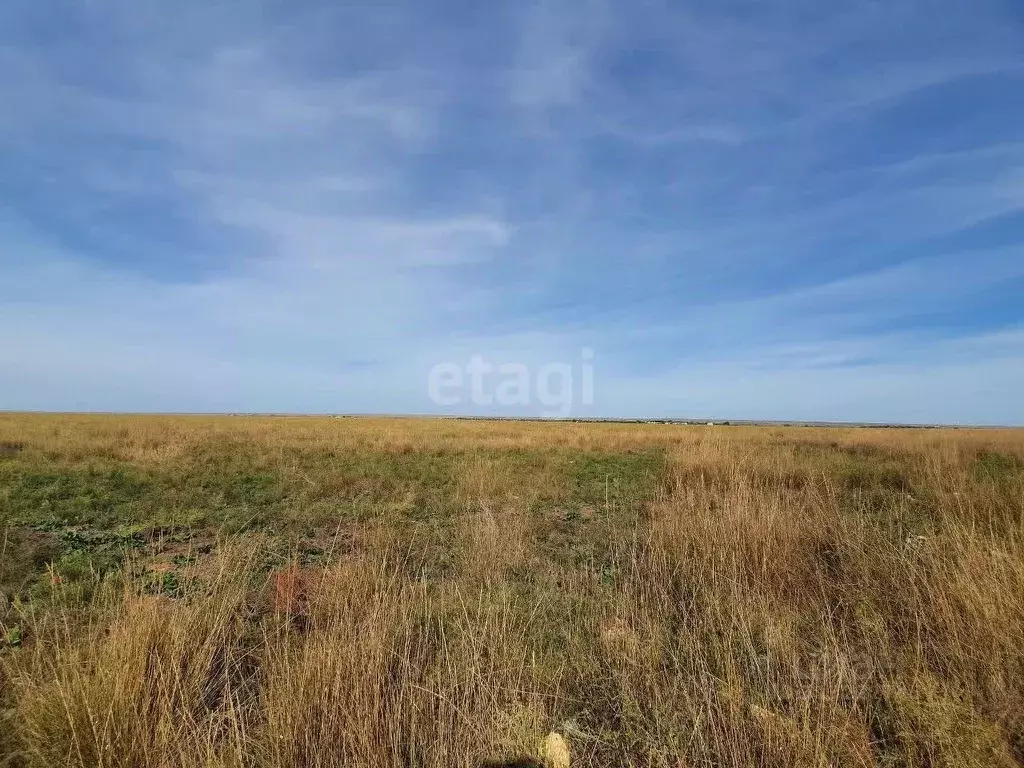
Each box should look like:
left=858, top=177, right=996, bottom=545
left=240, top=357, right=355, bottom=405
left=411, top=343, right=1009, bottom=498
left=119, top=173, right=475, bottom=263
left=1, top=0, right=1023, bottom=424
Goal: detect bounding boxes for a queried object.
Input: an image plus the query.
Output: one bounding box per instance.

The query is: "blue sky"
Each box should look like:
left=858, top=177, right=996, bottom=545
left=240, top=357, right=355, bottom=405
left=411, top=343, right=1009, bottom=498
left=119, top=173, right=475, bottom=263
left=1, top=0, right=1023, bottom=423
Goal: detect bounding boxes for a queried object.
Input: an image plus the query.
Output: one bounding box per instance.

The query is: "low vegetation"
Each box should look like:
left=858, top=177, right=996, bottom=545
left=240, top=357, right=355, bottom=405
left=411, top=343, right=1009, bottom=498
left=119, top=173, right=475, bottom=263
left=1, top=413, right=1022, bottom=767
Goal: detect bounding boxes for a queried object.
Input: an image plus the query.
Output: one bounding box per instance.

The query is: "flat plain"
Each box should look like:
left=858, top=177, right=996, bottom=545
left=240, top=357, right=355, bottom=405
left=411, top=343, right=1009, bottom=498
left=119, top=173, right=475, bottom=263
left=1, top=413, right=1022, bottom=767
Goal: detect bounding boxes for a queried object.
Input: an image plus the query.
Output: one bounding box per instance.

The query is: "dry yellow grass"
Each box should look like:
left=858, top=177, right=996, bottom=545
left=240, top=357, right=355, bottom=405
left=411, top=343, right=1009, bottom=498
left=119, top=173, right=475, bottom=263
left=1, top=414, right=1023, bottom=767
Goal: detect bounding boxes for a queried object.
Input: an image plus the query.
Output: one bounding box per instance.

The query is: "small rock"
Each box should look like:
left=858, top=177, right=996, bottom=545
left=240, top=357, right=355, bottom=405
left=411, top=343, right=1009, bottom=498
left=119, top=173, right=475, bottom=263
left=542, top=732, right=570, bottom=768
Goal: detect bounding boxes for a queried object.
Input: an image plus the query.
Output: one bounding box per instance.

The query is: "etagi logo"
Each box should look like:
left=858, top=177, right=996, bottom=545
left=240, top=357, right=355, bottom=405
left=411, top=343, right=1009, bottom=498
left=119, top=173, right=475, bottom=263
left=427, top=349, right=595, bottom=418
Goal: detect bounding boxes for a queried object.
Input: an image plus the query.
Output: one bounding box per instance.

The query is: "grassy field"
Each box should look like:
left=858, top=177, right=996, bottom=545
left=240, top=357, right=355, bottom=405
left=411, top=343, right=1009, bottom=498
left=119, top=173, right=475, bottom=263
left=1, top=413, right=1022, bottom=767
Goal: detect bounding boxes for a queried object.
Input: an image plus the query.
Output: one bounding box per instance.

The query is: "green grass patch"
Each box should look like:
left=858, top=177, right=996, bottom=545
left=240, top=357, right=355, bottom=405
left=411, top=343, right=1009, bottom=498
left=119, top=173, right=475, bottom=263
left=973, top=449, right=1024, bottom=481
left=564, top=448, right=666, bottom=510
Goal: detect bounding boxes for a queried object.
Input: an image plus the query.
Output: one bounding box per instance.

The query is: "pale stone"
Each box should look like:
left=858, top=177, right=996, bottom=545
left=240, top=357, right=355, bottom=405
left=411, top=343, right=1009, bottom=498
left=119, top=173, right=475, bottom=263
left=542, top=731, right=570, bottom=768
